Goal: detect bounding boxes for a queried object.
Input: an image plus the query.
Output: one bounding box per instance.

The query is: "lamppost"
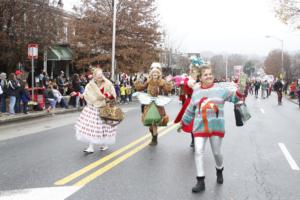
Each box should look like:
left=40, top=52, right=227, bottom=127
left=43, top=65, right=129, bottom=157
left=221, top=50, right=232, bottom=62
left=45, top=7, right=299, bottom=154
left=111, top=0, right=117, bottom=81
left=265, top=35, right=284, bottom=78
left=225, top=54, right=228, bottom=81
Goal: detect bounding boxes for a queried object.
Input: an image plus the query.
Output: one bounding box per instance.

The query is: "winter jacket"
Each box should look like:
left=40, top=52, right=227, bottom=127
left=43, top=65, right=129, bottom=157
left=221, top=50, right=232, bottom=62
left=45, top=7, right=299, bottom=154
left=7, top=80, right=21, bottom=97
left=0, top=79, right=8, bottom=95
left=274, top=80, right=283, bottom=92
left=83, top=78, right=116, bottom=108
left=21, top=89, right=31, bottom=103
left=44, top=88, right=56, bottom=99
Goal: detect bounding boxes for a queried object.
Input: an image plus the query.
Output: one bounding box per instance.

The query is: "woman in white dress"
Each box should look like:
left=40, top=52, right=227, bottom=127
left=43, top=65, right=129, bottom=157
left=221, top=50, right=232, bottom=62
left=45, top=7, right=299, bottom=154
left=75, top=68, right=117, bottom=153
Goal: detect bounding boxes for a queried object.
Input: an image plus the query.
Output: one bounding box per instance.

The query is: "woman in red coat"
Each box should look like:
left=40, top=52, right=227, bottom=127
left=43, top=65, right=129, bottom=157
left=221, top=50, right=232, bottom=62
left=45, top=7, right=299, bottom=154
left=174, top=56, right=202, bottom=148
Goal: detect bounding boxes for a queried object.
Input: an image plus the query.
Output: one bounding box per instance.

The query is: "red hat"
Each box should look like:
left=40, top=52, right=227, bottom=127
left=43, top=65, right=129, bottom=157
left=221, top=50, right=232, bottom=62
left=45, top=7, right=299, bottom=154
left=15, top=70, right=23, bottom=76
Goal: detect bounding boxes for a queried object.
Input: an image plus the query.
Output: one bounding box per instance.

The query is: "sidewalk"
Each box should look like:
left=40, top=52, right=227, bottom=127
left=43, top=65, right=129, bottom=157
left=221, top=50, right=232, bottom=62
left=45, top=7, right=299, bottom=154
left=0, top=107, right=82, bottom=125
left=0, top=98, right=139, bottom=125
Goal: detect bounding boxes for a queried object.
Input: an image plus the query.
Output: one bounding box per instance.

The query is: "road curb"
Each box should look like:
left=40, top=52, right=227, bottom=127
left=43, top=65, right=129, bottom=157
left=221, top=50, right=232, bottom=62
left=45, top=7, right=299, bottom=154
left=284, top=95, right=298, bottom=105
left=0, top=98, right=140, bottom=125
left=0, top=108, right=82, bottom=125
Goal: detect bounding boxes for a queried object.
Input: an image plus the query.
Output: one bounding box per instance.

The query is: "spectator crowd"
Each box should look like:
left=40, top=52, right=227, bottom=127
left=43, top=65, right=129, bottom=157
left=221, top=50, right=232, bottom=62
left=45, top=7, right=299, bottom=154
left=0, top=68, right=142, bottom=116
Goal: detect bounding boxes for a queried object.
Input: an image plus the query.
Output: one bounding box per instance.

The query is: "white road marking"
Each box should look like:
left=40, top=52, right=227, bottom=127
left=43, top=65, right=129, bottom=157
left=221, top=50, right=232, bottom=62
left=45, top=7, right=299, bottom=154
left=278, top=143, right=300, bottom=171
left=0, top=186, right=82, bottom=200
left=260, top=108, right=265, bottom=114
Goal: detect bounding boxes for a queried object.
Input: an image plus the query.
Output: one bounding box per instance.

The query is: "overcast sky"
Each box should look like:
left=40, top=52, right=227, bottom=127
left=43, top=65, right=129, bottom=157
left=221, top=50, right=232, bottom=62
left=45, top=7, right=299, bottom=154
left=63, top=0, right=300, bottom=56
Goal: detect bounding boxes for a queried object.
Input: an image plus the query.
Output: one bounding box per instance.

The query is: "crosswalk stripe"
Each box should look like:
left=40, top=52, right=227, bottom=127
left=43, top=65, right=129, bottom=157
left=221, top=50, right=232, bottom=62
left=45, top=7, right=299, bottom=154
left=0, top=186, right=82, bottom=200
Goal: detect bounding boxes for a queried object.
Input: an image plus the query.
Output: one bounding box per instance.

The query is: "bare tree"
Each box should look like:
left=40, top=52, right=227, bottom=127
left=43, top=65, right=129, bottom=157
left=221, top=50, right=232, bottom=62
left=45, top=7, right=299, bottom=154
left=274, top=0, right=300, bottom=29
left=70, top=0, right=161, bottom=74
left=0, top=0, right=64, bottom=72
left=290, top=51, right=300, bottom=80
left=264, top=49, right=291, bottom=80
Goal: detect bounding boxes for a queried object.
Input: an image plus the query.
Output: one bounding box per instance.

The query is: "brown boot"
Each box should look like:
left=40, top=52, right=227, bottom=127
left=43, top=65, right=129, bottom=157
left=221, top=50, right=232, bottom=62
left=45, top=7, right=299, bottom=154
left=149, top=125, right=158, bottom=146
left=149, top=135, right=158, bottom=146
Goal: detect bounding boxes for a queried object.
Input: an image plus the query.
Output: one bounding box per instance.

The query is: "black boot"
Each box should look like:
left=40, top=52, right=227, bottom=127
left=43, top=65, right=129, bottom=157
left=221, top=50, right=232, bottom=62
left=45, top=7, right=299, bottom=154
left=149, top=135, right=158, bottom=146
left=190, top=133, right=195, bottom=148
left=216, top=168, right=223, bottom=184
left=190, top=141, right=195, bottom=148
left=192, top=176, right=205, bottom=193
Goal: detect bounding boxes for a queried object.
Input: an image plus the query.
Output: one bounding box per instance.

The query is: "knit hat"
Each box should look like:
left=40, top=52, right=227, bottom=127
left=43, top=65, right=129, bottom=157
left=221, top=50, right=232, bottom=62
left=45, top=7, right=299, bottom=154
left=0, top=72, right=6, bottom=79
left=15, top=70, right=23, bottom=76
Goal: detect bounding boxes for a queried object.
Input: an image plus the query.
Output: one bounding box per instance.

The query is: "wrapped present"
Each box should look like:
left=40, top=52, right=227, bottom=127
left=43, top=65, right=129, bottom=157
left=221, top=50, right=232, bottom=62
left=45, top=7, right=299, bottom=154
left=234, top=103, right=251, bottom=126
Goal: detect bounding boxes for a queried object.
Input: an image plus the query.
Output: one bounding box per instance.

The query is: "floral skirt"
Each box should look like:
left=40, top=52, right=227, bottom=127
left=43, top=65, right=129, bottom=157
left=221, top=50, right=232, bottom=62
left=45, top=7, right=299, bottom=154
left=75, top=105, right=117, bottom=145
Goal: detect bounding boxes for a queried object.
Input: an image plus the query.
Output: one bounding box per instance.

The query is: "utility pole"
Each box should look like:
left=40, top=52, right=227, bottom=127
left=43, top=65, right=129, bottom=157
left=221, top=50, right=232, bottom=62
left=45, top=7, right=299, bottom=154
left=281, top=40, right=284, bottom=79
left=225, top=54, right=228, bottom=81
left=111, top=0, right=117, bottom=81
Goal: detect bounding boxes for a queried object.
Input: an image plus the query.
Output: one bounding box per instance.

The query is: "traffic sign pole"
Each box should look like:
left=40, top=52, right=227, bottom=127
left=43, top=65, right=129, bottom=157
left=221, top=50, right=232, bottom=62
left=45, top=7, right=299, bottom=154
left=31, top=48, right=34, bottom=100
left=28, top=44, right=38, bottom=101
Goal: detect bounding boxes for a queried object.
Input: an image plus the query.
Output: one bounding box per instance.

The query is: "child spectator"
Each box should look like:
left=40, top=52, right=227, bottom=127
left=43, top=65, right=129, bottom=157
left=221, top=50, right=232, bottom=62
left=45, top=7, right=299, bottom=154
left=52, top=84, right=68, bottom=109
left=120, top=84, right=126, bottom=104
left=126, top=84, right=132, bottom=102
left=21, top=83, right=31, bottom=114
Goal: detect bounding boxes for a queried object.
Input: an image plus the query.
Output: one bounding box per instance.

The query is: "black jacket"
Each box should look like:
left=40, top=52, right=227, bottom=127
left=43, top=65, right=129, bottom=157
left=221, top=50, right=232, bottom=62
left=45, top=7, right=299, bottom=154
left=7, top=80, right=21, bottom=97
left=57, top=76, right=65, bottom=88
left=274, top=80, right=283, bottom=92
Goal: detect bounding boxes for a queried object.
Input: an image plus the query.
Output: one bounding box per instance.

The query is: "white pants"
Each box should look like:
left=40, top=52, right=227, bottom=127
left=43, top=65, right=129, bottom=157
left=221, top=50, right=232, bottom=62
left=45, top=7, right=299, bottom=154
left=194, top=136, right=223, bottom=177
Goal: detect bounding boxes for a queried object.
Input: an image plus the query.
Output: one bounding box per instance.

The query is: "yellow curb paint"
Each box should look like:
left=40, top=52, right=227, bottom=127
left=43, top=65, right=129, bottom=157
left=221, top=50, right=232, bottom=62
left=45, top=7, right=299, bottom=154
left=54, top=125, right=172, bottom=186
left=73, top=124, right=178, bottom=186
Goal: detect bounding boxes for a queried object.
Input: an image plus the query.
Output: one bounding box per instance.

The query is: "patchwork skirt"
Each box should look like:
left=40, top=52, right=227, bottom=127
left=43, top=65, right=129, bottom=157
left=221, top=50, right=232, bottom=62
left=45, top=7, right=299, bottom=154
left=75, top=105, right=117, bottom=145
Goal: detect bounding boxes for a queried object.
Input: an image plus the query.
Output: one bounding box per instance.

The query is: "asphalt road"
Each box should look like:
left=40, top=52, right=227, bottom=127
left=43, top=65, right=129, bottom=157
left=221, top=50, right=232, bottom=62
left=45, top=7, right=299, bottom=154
left=0, top=93, right=299, bottom=200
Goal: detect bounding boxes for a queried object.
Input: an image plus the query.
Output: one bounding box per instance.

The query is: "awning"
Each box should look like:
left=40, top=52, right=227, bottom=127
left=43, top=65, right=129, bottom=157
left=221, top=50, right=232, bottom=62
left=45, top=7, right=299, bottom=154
left=47, top=45, right=73, bottom=61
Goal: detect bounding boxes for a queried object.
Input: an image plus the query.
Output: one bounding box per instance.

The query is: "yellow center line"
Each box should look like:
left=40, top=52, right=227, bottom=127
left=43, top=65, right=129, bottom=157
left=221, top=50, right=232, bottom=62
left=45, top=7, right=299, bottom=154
left=54, top=124, right=172, bottom=186
left=73, top=124, right=178, bottom=186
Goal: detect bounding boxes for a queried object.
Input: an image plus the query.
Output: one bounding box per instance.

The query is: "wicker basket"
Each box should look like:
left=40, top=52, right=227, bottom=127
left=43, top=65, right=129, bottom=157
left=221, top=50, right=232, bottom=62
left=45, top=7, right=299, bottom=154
left=99, top=103, right=125, bottom=123
left=164, top=82, right=173, bottom=92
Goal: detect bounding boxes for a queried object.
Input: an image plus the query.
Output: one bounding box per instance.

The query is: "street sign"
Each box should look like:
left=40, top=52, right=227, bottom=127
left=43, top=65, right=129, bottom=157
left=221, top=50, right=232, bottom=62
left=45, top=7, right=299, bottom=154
left=28, top=44, right=38, bottom=59
left=234, top=65, right=243, bottom=79
left=28, top=43, right=38, bottom=100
